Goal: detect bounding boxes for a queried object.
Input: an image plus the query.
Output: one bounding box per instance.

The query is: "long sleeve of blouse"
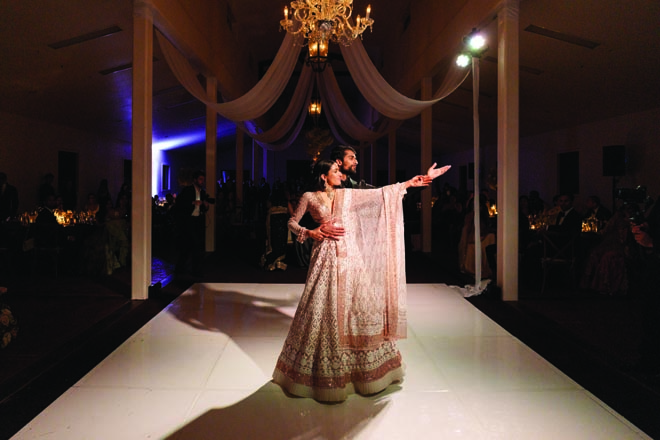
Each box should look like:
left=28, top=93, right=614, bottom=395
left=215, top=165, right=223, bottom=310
left=288, top=192, right=313, bottom=242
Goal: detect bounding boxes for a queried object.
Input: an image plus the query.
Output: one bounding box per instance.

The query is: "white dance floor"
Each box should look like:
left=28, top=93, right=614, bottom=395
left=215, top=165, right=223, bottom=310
left=12, top=283, right=651, bottom=439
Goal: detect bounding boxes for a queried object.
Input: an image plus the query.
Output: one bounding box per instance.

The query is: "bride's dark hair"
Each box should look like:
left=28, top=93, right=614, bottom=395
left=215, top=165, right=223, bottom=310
left=312, top=159, right=336, bottom=191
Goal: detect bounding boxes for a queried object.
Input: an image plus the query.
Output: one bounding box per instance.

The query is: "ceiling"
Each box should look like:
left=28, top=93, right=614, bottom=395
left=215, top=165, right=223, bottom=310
left=1, top=0, right=659, bottom=155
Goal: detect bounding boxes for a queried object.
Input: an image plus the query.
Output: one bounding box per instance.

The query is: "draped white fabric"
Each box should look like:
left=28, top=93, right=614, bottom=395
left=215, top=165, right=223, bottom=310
left=318, top=67, right=386, bottom=143
left=236, top=66, right=314, bottom=151
left=156, top=30, right=300, bottom=122
left=340, top=39, right=470, bottom=120
left=315, top=66, right=402, bottom=145
left=156, top=28, right=470, bottom=149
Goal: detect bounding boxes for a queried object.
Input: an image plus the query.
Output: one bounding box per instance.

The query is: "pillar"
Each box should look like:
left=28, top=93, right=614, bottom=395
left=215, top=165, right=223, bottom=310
left=497, top=0, right=520, bottom=301
left=131, top=5, right=153, bottom=300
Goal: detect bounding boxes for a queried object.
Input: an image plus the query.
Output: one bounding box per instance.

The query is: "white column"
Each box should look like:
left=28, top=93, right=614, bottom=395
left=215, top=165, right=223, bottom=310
left=262, top=148, right=269, bottom=181
left=472, top=57, right=483, bottom=286
left=421, top=77, right=433, bottom=253
left=497, top=0, right=520, bottom=301
left=205, top=76, right=217, bottom=252
left=388, top=131, right=397, bottom=185
left=131, top=6, right=153, bottom=300
left=235, top=128, right=244, bottom=214
left=252, top=139, right=263, bottom=183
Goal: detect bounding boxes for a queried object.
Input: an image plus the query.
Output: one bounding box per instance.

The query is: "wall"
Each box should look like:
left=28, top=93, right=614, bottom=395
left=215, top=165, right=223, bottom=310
left=4, top=106, right=657, bottom=215
left=438, top=107, right=660, bottom=213
left=0, top=111, right=131, bottom=212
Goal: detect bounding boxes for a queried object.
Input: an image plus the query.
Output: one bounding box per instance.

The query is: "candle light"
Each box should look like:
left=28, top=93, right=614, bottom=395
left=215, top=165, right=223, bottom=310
left=366, top=5, right=371, bottom=20
left=284, top=6, right=288, bottom=20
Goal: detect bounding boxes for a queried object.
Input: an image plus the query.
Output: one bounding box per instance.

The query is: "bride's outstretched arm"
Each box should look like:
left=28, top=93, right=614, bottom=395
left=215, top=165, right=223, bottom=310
left=426, top=163, right=452, bottom=180
left=404, top=164, right=451, bottom=189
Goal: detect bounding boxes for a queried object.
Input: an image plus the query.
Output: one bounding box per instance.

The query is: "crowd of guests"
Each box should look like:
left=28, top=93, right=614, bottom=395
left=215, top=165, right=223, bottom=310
left=431, top=183, right=658, bottom=300
left=0, top=171, right=132, bottom=279
left=1, top=166, right=655, bottom=301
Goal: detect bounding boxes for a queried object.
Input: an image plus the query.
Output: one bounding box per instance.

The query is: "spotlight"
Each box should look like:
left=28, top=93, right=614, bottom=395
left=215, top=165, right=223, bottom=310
left=456, top=54, right=470, bottom=67
left=456, top=28, right=488, bottom=67
left=463, top=28, right=488, bottom=57
left=468, top=34, right=486, bottom=51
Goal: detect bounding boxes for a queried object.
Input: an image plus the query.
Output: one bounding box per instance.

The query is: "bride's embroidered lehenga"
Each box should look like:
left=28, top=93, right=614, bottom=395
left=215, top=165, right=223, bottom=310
left=273, top=183, right=408, bottom=402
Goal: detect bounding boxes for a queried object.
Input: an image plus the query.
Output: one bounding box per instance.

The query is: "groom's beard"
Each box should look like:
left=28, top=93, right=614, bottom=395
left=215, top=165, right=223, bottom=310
left=342, top=166, right=357, bottom=179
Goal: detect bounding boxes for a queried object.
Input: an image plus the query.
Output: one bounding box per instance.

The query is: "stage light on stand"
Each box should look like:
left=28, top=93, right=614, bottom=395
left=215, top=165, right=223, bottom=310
left=456, top=54, right=470, bottom=67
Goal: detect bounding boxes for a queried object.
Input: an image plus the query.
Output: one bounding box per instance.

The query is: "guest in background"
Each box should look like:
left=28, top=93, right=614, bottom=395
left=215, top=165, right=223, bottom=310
left=584, top=195, right=612, bottom=225
left=104, top=200, right=130, bottom=274
left=174, top=170, right=209, bottom=278
left=96, top=179, right=113, bottom=210
left=258, top=177, right=271, bottom=222
left=549, top=193, right=582, bottom=235
left=260, top=189, right=289, bottom=271
left=580, top=205, right=635, bottom=296
left=117, top=182, right=131, bottom=205
left=84, top=193, right=100, bottom=216
left=38, top=173, right=56, bottom=207
left=0, top=172, right=19, bottom=221
left=36, top=194, right=58, bottom=225
left=115, top=193, right=130, bottom=220
left=519, top=195, right=534, bottom=251
left=60, top=179, right=77, bottom=210
left=628, top=198, right=660, bottom=378
left=55, top=195, right=65, bottom=211
left=163, top=193, right=175, bottom=212
left=432, top=185, right=463, bottom=256
left=458, top=194, right=495, bottom=279
left=528, top=190, right=547, bottom=216
left=34, top=194, right=61, bottom=253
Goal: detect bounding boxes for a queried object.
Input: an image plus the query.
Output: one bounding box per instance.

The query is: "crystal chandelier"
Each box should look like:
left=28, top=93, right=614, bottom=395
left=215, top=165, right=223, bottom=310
left=281, top=1, right=374, bottom=71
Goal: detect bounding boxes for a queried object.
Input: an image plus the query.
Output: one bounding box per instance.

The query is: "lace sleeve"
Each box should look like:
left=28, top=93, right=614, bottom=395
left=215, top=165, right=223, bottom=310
left=288, top=192, right=311, bottom=242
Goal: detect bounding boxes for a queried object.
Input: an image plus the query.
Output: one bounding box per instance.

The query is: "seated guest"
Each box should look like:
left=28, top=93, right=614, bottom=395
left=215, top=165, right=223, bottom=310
left=260, top=190, right=289, bottom=271
left=163, top=193, right=175, bottom=212
left=528, top=190, right=548, bottom=216
left=0, top=172, right=19, bottom=221
left=104, top=204, right=129, bottom=274
left=115, top=193, right=130, bottom=220
left=584, top=195, right=612, bottom=224
left=84, top=193, right=100, bottom=216
left=548, top=193, right=582, bottom=235
left=55, top=195, right=65, bottom=211
left=38, top=173, right=56, bottom=207
left=519, top=195, right=534, bottom=251
left=458, top=197, right=495, bottom=279
left=36, top=195, right=59, bottom=225
left=580, top=205, right=634, bottom=296
left=34, top=194, right=61, bottom=250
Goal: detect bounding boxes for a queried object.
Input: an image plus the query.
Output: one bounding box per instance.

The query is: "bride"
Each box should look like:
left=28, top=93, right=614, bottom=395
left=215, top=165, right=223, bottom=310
left=272, top=159, right=450, bottom=402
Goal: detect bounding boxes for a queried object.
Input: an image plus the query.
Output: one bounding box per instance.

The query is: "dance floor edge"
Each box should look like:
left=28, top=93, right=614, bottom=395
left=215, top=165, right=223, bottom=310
left=11, top=283, right=652, bottom=440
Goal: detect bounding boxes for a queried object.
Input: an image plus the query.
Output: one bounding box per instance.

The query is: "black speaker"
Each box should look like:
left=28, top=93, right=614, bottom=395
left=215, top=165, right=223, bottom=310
left=603, top=145, right=626, bottom=176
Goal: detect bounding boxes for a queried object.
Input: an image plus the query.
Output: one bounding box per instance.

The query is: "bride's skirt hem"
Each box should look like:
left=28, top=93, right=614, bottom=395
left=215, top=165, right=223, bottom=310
left=272, top=366, right=404, bottom=403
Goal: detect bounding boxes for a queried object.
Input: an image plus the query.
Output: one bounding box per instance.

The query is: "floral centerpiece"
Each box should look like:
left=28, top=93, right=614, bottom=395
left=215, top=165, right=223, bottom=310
left=0, top=301, right=19, bottom=349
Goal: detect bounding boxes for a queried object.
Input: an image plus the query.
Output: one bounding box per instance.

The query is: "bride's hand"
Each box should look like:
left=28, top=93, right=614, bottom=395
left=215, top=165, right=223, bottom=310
left=407, top=175, right=432, bottom=188
left=426, top=163, right=451, bottom=180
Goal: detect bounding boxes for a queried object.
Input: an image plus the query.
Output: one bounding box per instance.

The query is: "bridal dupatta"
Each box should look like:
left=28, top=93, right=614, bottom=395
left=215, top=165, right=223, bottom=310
left=334, top=183, right=408, bottom=349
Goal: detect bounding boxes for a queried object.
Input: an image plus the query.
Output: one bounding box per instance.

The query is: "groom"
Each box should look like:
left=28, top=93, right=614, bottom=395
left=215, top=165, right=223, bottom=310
left=319, top=145, right=371, bottom=241
left=330, top=145, right=374, bottom=189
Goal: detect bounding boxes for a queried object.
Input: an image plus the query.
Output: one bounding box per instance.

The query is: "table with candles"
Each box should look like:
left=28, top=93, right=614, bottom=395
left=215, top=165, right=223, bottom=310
left=1, top=209, right=102, bottom=278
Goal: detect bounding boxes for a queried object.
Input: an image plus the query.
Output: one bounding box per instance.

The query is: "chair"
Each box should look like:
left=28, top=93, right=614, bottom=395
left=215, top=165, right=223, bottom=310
left=540, top=231, right=577, bottom=295
left=32, top=222, right=64, bottom=278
